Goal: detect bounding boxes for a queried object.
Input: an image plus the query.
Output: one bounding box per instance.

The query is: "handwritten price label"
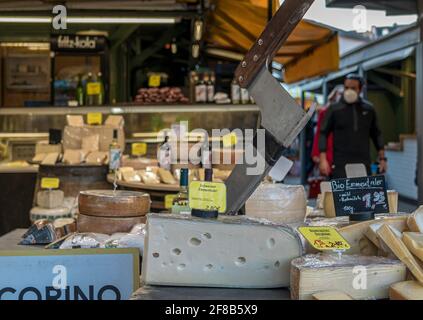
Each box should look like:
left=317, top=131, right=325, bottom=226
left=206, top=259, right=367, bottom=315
left=298, top=226, right=350, bottom=251
left=189, top=181, right=226, bottom=213
left=41, top=177, right=60, bottom=190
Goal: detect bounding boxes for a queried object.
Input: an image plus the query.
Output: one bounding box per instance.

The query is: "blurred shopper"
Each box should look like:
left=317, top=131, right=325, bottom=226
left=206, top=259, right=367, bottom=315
left=318, top=74, right=387, bottom=179
left=311, top=85, right=343, bottom=176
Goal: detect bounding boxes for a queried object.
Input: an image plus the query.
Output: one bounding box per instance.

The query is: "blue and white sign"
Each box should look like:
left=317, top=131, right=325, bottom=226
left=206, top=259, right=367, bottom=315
left=0, top=248, right=139, bottom=300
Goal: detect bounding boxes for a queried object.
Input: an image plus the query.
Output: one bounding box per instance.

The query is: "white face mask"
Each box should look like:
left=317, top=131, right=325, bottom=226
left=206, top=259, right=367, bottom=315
left=343, top=89, right=359, bottom=104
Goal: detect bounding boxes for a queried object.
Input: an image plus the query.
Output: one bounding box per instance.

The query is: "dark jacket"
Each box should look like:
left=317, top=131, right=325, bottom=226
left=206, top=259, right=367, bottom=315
left=318, top=97, right=383, bottom=168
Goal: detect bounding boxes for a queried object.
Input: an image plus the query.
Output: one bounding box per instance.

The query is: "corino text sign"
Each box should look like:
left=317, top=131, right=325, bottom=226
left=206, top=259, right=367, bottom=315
left=0, top=248, right=139, bottom=300
left=331, top=175, right=389, bottom=216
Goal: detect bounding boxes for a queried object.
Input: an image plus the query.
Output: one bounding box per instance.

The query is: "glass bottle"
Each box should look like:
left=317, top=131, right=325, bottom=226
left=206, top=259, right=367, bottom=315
left=207, top=72, right=215, bottom=103
left=172, top=168, right=191, bottom=215
left=85, top=72, right=94, bottom=106
left=109, top=129, right=121, bottom=173
left=76, top=75, right=84, bottom=106
left=97, top=72, right=105, bottom=106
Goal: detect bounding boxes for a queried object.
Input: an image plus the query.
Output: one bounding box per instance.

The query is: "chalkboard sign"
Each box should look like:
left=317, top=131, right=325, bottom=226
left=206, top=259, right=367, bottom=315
left=331, top=175, right=389, bottom=216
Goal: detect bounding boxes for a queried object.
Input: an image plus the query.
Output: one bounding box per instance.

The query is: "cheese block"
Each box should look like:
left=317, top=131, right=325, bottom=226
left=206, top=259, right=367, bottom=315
left=62, top=149, right=85, bottom=165
left=105, top=115, right=124, bottom=127
left=66, top=115, right=84, bottom=127
left=312, top=291, right=354, bottom=300
left=364, top=218, right=407, bottom=249
left=35, top=141, right=62, bottom=155
left=32, top=153, right=47, bottom=163
left=78, top=190, right=150, bottom=217
left=37, top=190, right=64, bottom=209
left=390, top=281, right=423, bottom=300
left=30, top=206, right=72, bottom=222
left=81, top=134, right=100, bottom=153
left=338, top=215, right=409, bottom=255
left=407, top=206, right=423, bottom=232
left=158, top=168, right=177, bottom=185
left=290, top=254, right=407, bottom=300
left=377, top=224, right=423, bottom=284
left=41, top=152, right=60, bottom=165
left=142, top=214, right=303, bottom=288
left=85, top=151, right=108, bottom=165
left=77, top=213, right=146, bottom=234
left=245, top=184, right=307, bottom=225
left=403, top=232, right=423, bottom=262
left=53, top=218, right=77, bottom=238
left=139, top=169, right=160, bottom=184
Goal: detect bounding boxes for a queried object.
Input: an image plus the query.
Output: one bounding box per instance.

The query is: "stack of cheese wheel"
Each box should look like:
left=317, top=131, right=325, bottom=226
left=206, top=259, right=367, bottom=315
left=77, top=190, right=150, bottom=234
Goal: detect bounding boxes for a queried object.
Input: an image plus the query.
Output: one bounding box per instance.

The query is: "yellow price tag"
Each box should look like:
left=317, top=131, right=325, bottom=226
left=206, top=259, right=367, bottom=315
left=148, top=75, right=161, bottom=88
left=87, top=112, right=103, bottom=125
left=164, top=194, right=177, bottom=210
left=189, top=181, right=226, bottom=213
left=41, top=177, right=60, bottom=190
left=298, top=227, right=350, bottom=251
left=222, top=133, right=238, bottom=147
left=132, top=143, right=147, bottom=157
left=86, top=82, right=101, bottom=95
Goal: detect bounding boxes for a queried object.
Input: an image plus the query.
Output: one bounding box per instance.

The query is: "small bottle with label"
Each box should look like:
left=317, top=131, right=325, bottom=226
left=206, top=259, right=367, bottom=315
left=158, top=135, right=172, bottom=171
left=231, top=79, right=240, bottom=105
left=241, top=87, right=250, bottom=104
left=195, top=75, right=207, bottom=103
left=109, top=129, right=121, bottom=173
left=207, top=72, right=215, bottom=103
left=172, top=168, right=191, bottom=215
left=85, top=72, right=95, bottom=106
left=97, top=72, right=105, bottom=106
left=76, top=75, right=84, bottom=106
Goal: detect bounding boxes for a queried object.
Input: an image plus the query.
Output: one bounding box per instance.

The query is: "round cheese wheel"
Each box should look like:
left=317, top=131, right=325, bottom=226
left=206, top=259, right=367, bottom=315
left=30, top=206, right=72, bottom=223
left=78, top=190, right=150, bottom=217
left=77, top=213, right=146, bottom=235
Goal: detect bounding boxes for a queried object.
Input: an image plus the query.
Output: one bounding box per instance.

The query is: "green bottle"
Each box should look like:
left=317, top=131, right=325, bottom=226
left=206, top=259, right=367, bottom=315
left=76, top=75, right=84, bottom=106
left=97, top=72, right=105, bottom=105
left=172, top=168, right=190, bottom=215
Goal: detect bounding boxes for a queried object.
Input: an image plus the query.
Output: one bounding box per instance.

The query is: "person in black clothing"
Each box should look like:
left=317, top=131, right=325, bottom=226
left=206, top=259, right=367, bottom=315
left=318, top=74, right=387, bottom=179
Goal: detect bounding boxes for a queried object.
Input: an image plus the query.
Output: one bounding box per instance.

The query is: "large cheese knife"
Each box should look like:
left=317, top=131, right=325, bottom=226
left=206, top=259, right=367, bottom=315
left=225, top=0, right=316, bottom=215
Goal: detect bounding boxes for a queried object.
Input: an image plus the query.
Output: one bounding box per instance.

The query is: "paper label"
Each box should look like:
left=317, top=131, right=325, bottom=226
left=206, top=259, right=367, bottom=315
left=86, top=83, right=101, bottom=95
left=87, top=112, right=103, bottom=125
left=41, top=177, right=60, bottom=190
left=132, top=143, right=147, bottom=156
left=298, top=226, right=350, bottom=251
left=189, top=181, right=226, bottom=213
left=148, top=75, right=161, bottom=88
left=222, top=132, right=238, bottom=147
left=164, top=194, right=177, bottom=209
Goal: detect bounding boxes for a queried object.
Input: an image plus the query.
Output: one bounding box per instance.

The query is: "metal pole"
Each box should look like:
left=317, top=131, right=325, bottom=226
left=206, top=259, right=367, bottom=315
left=322, top=79, right=328, bottom=104
left=268, top=0, right=273, bottom=21
left=300, top=90, right=307, bottom=185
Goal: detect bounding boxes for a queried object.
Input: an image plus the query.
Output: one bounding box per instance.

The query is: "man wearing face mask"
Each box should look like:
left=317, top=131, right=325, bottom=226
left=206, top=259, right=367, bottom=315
left=318, top=74, right=387, bottom=179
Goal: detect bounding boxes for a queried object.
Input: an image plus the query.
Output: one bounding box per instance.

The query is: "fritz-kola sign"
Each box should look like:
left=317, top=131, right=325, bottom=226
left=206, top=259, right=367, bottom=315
left=51, top=35, right=107, bottom=52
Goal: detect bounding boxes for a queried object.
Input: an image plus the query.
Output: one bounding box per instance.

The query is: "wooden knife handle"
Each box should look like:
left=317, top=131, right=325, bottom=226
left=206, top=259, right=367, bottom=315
left=234, top=0, right=314, bottom=88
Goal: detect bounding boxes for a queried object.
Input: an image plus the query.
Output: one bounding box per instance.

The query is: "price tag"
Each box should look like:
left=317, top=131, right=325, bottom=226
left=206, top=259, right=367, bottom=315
left=148, top=75, right=161, bottom=88
left=164, top=194, right=177, bottom=210
left=86, top=83, right=101, bottom=95
left=131, top=143, right=147, bottom=157
left=41, top=177, right=60, bottom=190
left=222, top=133, right=238, bottom=147
left=189, top=181, right=226, bottom=213
left=87, top=112, right=103, bottom=125
left=298, top=226, right=350, bottom=251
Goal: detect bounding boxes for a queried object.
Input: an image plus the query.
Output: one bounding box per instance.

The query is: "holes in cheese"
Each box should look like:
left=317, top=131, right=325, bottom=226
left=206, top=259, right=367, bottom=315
left=152, top=252, right=160, bottom=258
left=172, top=248, right=182, bottom=256
left=142, top=214, right=303, bottom=288
left=189, top=237, right=201, bottom=246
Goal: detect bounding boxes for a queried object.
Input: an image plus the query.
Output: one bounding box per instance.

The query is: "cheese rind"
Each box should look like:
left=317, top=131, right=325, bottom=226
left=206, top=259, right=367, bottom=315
left=77, top=213, right=146, bottom=234
left=403, top=232, right=423, bottom=262
left=142, top=214, right=303, bottom=288
left=407, top=206, right=423, bottom=232
left=390, top=281, right=423, bottom=300
left=78, top=190, right=150, bottom=217
left=377, top=224, right=423, bottom=284
left=291, top=254, right=407, bottom=300
left=312, top=291, right=354, bottom=300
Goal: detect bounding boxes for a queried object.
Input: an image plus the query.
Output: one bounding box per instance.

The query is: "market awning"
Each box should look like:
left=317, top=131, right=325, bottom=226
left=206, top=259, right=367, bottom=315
left=206, top=0, right=340, bottom=83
